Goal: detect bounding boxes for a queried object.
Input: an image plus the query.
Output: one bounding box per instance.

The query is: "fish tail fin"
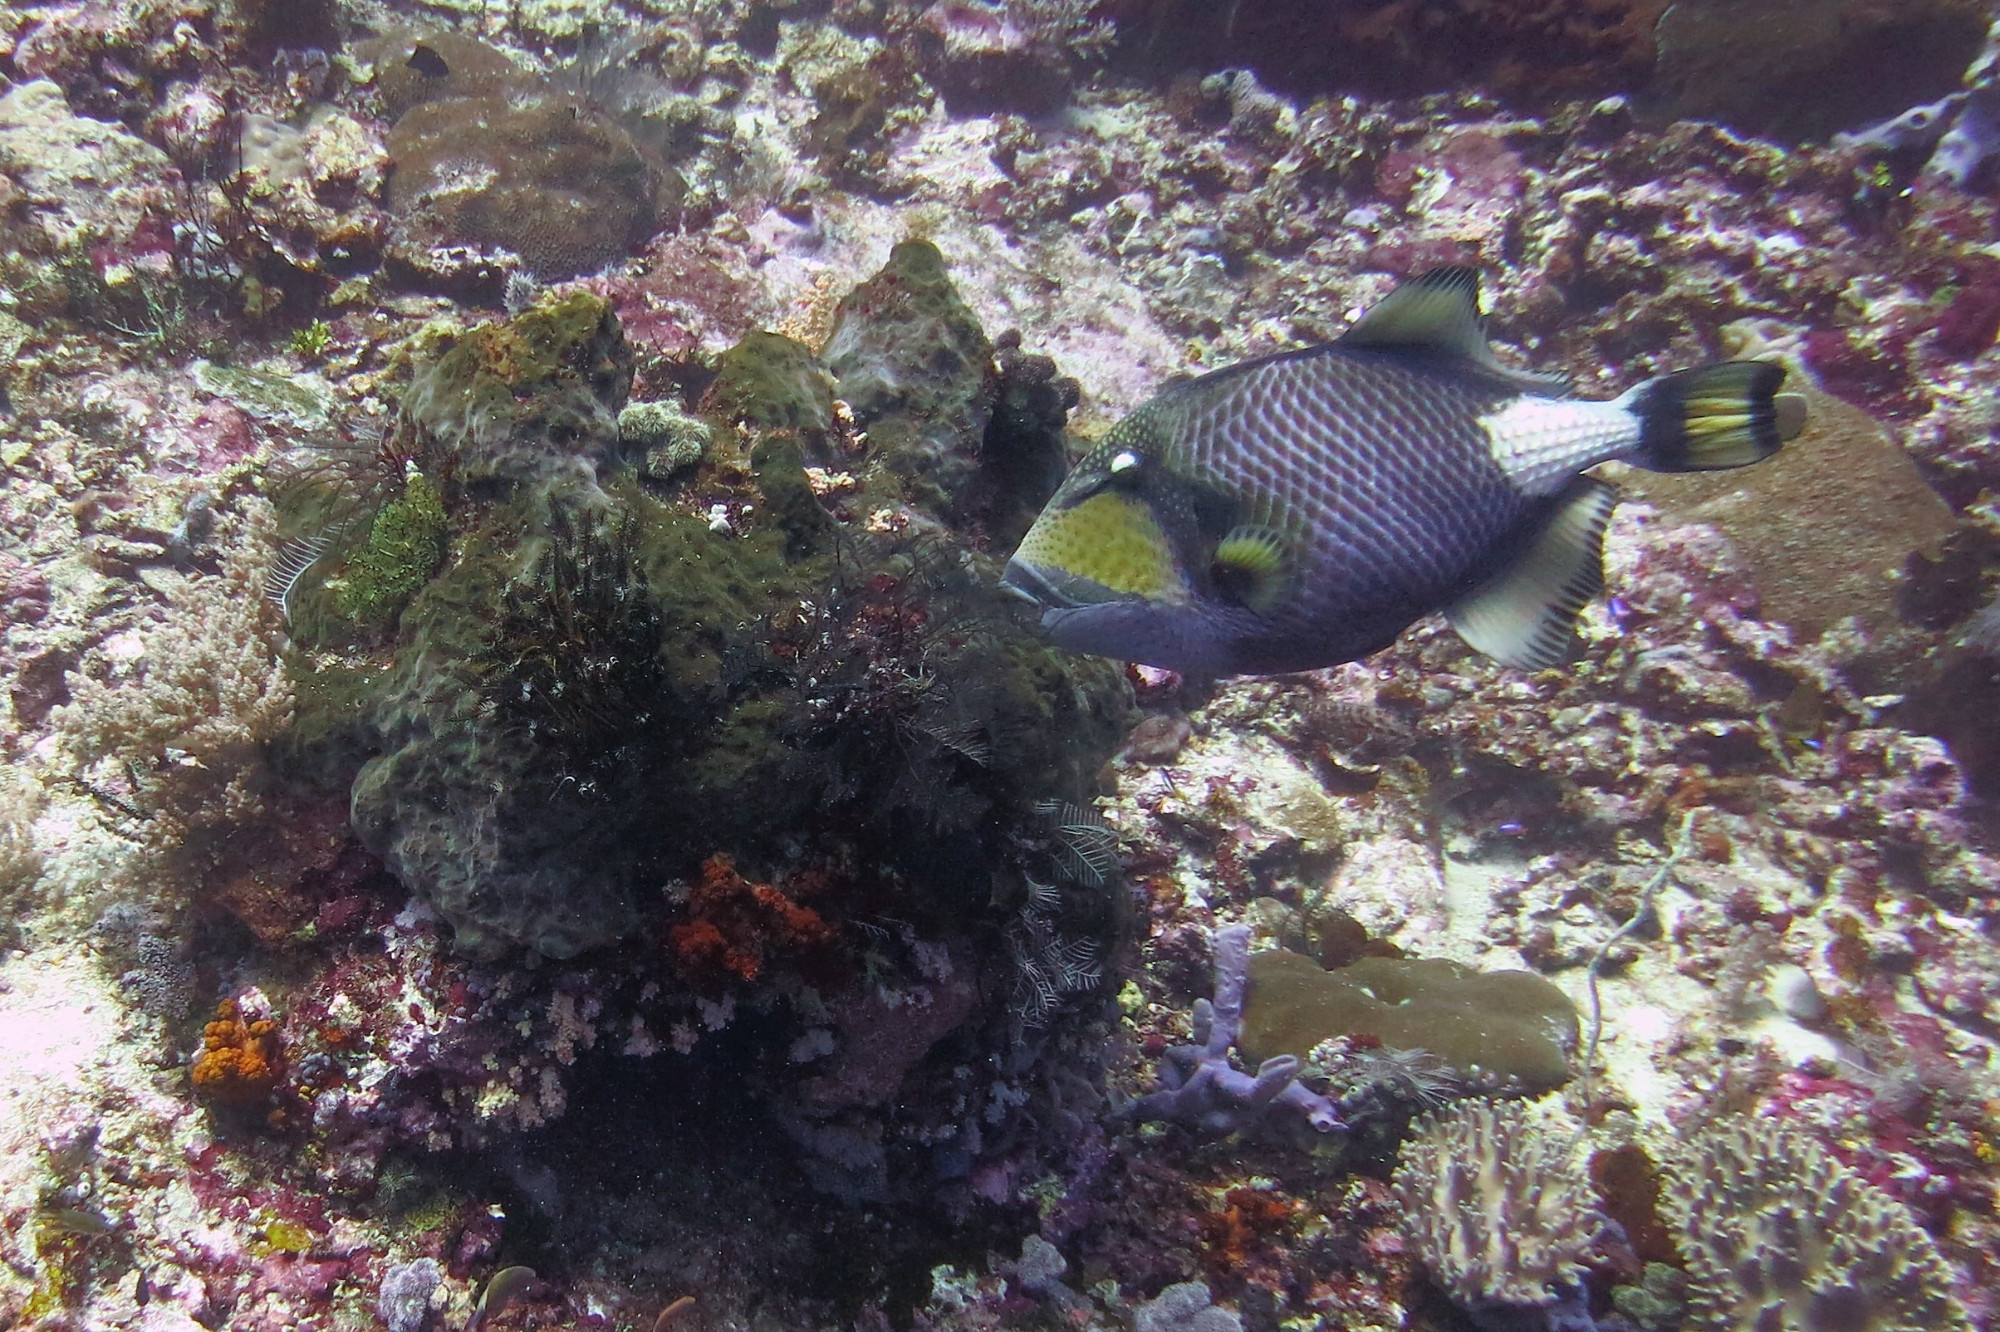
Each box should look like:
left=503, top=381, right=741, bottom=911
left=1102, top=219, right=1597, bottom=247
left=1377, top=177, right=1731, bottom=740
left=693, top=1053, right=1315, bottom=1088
left=1624, top=361, right=1804, bottom=472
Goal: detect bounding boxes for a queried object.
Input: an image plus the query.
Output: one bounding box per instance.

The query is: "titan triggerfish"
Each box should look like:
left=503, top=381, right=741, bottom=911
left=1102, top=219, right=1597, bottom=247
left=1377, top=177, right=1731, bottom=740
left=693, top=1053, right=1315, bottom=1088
left=1001, top=266, right=1805, bottom=676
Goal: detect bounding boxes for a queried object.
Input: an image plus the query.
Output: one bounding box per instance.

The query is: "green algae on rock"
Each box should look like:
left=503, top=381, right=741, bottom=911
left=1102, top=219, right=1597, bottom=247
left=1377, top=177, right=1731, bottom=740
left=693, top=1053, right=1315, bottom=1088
left=1241, top=948, right=1579, bottom=1094
left=328, top=471, right=448, bottom=631
left=282, top=263, right=1127, bottom=960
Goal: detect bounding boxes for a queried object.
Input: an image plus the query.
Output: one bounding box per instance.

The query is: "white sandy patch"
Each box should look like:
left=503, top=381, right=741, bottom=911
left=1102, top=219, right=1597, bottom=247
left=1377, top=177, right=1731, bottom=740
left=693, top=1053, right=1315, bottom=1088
left=0, top=948, right=197, bottom=1296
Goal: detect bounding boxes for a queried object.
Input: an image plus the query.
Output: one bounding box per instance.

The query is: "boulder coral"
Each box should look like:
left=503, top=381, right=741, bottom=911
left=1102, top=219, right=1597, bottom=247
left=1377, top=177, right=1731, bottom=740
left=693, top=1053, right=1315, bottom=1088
left=375, top=31, right=682, bottom=290
left=282, top=255, right=1127, bottom=979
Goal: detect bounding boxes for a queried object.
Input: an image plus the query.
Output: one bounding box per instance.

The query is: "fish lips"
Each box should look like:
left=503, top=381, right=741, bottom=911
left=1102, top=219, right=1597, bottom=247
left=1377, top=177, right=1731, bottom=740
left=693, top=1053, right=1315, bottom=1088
left=999, top=557, right=1098, bottom=611
left=1001, top=557, right=1224, bottom=674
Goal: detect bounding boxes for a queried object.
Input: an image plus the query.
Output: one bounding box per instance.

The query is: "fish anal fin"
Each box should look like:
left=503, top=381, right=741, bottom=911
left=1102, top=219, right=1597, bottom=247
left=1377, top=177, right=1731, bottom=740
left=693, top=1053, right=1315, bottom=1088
left=1446, top=477, right=1618, bottom=670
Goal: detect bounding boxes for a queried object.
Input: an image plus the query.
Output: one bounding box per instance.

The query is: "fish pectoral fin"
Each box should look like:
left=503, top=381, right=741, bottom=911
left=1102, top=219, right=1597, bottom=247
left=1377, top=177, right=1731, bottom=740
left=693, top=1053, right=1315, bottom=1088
left=1339, top=266, right=1570, bottom=394
left=1446, top=477, right=1618, bottom=671
left=1210, top=524, right=1290, bottom=613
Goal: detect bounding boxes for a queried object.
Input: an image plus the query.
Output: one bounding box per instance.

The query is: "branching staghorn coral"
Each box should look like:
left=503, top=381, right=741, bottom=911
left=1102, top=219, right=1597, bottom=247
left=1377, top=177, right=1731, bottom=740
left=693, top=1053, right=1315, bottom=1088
left=1662, top=1116, right=1972, bottom=1332
left=0, top=769, right=46, bottom=914
left=1392, top=1098, right=1608, bottom=1319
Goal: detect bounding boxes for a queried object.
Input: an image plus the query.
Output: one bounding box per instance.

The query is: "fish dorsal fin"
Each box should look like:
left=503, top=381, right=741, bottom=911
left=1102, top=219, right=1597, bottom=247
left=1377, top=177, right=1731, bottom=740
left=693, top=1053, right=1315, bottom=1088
left=1341, top=266, right=1491, bottom=358
left=1341, top=266, right=1570, bottom=395
left=1446, top=476, right=1617, bottom=670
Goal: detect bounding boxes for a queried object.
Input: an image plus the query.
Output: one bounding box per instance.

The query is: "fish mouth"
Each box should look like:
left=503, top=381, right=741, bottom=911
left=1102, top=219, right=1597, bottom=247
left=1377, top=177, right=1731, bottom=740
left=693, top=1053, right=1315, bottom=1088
left=1001, top=557, right=1101, bottom=611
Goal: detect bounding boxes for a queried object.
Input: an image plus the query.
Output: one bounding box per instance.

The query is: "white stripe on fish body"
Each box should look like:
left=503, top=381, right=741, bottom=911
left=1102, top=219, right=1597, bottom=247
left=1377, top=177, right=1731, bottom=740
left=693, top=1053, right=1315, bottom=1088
left=1478, top=394, right=1643, bottom=496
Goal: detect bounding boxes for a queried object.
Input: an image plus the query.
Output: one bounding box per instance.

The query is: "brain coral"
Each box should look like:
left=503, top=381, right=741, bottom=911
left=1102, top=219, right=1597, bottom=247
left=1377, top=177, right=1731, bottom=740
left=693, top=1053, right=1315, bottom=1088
left=1239, top=948, right=1578, bottom=1093
left=388, top=93, right=671, bottom=285
left=1662, top=1117, right=1972, bottom=1332
left=1392, top=1098, right=1607, bottom=1311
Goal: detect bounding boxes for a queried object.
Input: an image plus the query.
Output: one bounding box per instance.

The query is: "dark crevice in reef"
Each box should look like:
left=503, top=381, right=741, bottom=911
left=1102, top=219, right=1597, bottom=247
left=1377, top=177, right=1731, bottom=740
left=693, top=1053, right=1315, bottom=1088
left=491, top=1036, right=1014, bottom=1326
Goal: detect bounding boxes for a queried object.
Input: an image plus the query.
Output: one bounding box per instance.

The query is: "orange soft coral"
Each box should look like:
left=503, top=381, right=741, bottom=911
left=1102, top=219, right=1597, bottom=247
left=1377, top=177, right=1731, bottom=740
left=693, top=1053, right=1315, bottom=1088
left=192, top=999, right=283, bottom=1106
left=1198, top=1186, right=1299, bottom=1289
left=669, top=854, right=834, bottom=984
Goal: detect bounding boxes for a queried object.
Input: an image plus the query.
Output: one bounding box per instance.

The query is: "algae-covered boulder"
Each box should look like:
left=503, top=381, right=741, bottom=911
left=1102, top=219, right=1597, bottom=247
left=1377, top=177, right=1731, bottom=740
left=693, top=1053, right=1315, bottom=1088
left=288, top=261, right=1126, bottom=961
left=826, top=239, right=997, bottom=516
left=702, top=331, right=837, bottom=434
left=400, top=290, right=634, bottom=494
left=1241, top=948, right=1579, bottom=1093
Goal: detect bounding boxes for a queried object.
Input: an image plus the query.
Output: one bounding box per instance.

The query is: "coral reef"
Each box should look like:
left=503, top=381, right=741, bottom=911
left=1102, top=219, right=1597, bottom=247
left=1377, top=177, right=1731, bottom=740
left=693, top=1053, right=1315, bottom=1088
left=1392, top=1098, right=1607, bottom=1316
left=0, top=770, right=45, bottom=922
left=1126, top=923, right=1344, bottom=1139
left=1663, top=1115, right=1974, bottom=1332
left=0, top=1, right=1997, bottom=1328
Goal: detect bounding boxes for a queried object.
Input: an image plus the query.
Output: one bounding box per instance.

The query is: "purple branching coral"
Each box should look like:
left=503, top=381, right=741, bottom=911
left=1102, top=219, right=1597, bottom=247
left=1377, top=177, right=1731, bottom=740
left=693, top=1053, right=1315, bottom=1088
left=1125, top=924, right=1344, bottom=1138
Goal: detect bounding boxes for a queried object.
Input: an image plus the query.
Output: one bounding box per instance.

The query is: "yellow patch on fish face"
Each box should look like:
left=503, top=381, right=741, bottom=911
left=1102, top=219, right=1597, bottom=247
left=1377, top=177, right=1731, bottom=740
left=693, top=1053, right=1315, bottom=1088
left=1013, top=490, right=1190, bottom=602
left=1210, top=524, right=1290, bottom=614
